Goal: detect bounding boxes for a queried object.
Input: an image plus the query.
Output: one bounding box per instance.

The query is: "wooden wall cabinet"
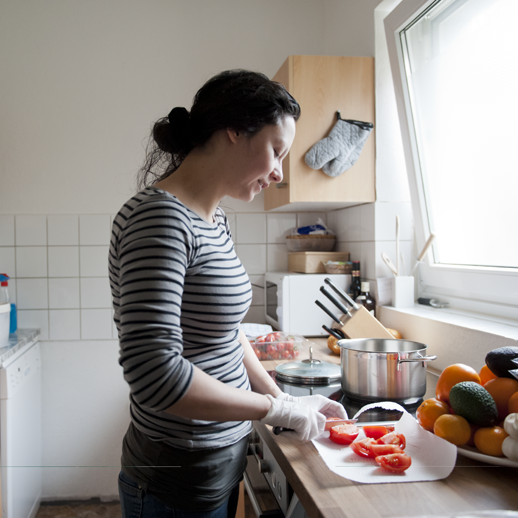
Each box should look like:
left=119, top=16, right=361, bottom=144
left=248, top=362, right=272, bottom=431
left=265, top=55, right=375, bottom=212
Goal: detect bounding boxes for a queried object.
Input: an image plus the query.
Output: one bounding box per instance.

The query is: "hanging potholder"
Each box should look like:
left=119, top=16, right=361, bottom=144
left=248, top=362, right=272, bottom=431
left=305, top=119, right=373, bottom=177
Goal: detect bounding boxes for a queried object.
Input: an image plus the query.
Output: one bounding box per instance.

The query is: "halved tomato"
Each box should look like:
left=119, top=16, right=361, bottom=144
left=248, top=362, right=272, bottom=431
left=377, top=431, right=406, bottom=450
left=375, top=453, right=412, bottom=473
left=350, top=438, right=403, bottom=458
left=329, top=424, right=359, bottom=445
left=362, top=425, right=389, bottom=440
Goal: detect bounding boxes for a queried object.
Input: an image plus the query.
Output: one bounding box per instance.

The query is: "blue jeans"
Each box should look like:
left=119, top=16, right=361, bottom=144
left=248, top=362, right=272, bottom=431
left=118, top=470, right=240, bottom=518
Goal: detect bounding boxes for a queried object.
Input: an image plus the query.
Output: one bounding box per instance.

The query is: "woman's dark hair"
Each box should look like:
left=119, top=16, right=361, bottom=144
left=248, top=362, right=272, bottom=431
left=137, top=69, right=300, bottom=189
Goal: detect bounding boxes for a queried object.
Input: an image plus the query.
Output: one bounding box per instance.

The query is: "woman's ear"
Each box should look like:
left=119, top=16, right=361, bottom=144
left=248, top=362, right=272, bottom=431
left=226, top=128, right=241, bottom=143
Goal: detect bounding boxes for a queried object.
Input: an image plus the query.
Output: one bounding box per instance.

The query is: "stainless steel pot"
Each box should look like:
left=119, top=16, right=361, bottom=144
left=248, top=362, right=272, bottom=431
left=338, top=338, right=437, bottom=404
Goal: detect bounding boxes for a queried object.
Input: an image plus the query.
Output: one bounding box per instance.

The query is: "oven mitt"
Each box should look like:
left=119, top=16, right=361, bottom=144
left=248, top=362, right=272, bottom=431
left=277, top=393, right=348, bottom=419
left=260, top=394, right=325, bottom=441
left=305, top=119, right=372, bottom=177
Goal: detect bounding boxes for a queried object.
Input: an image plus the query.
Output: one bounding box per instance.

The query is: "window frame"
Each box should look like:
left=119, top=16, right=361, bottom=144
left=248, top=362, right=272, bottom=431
left=384, top=0, right=518, bottom=320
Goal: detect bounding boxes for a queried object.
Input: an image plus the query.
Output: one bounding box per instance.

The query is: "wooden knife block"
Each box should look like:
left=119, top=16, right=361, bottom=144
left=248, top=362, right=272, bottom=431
left=335, top=306, right=394, bottom=339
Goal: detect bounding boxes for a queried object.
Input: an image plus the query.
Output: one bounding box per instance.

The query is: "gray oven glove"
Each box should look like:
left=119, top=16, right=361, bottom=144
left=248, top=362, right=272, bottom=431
left=260, top=394, right=325, bottom=441
left=304, top=119, right=372, bottom=177
left=277, top=393, right=348, bottom=419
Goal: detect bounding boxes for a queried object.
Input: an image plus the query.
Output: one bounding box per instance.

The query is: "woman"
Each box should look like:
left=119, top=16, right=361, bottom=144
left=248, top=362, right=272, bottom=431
left=109, top=70, right=346, bottom=518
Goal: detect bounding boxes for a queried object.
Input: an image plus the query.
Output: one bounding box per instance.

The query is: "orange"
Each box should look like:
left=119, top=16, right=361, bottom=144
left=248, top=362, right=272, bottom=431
left=483, top=378, right=518, bottom=420
left=433, top=414, right=471, bottom=446
left=436, top=364, right=481, bottom=404
left=479, top=364, right=498, bottom=385
left=508, top=391, right=518, bottom=414
left=416, top=398, right=451, bottom=432
left=473, top=426, right=509, bottom=457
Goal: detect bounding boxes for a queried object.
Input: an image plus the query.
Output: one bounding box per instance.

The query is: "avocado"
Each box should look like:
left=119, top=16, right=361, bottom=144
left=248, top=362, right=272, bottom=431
left=486, top=346, right=518, bottom=379
left=449, top=381, right=498, bottom=427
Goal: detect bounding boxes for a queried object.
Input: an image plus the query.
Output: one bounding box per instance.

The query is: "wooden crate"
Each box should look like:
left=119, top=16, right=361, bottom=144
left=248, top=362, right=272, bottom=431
left=288, top=251, right=351, bottom=273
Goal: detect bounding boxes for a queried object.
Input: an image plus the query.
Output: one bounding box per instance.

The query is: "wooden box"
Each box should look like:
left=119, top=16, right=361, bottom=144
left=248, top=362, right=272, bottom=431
left=288, top=251, right=351, bottom=274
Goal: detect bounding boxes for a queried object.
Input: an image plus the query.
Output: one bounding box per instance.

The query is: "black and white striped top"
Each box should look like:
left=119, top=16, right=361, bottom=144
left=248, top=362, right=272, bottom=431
left=109, top=187, right=253, bottom=450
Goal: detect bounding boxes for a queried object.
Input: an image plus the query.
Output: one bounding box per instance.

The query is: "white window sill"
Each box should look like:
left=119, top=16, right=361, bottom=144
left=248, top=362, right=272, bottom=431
left=377, top=304, right=518, bottom=373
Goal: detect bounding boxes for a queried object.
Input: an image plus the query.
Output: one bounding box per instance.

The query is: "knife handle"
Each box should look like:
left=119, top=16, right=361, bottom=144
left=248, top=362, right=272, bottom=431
left=320, top=286, right=352, bottom=318
left=324, top=277, right=360, bottom=311
left=322, top=325, right=344, bottom=340
left=315, top=300, right=343, bottom=326
left=272, top=426, right=294, bottom=435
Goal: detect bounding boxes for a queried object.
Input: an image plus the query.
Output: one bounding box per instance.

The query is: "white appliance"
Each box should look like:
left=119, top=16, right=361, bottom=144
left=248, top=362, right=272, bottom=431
left=0, top=341, right=42, bottom=518
left=264, top=272, right=351, bottom=336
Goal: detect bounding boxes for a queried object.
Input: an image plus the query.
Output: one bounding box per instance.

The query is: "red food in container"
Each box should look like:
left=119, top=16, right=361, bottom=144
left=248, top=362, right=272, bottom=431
left=250, top=331, right=303, bottom=361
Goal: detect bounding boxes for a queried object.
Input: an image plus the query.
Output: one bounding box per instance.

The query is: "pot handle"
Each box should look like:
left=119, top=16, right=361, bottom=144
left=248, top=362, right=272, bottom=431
left=397, top=353, right=437, bottom=371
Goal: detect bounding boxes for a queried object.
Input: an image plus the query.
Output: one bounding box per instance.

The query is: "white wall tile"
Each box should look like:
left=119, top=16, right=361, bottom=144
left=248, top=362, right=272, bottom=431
left=17, top=310, right=49, bottom=339
left=48, top=247, right=80, bottom=277
left=49, top=309, right=81, bottom=340
left=235, top=244, right=266, bottom=275
left=80, top=246, right=109, bottom=277
left=48, top=215, right=79, bottom=246
left=80, top=215, right=111, bottom=246
left=0, top=216, right=15, bottom=246
left=374, top=201, right=413, bottom=241
left=0, top=247, right=16, bottom=278
left=236, top=214, right=266, bottom=244
left=248, top=274, right=265, bottom=307
left=80, top=277, right=112, bottom=308
left=267, top=244, right=289, bottom=272
left=16, top=215, right=47, bottom=245
left=360, top=204, right=375, bottom=242
left=341, top=241, right=361, bottom=263
left=241, top=305, right=266, bottom=324
left=328, top=206, right=361, bottom=242
left=81, top=309, right=113, bottom=339
left=16, top=247, right=48, bottom=277
left=267, top=213, right=297, bottom=244
left=49, top=278, right=80, bottom=309
left=17, top=278, right=48, bottom=309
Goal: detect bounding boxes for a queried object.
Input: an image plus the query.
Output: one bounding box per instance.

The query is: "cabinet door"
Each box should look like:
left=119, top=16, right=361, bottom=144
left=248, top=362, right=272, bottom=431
left=266, top=55, right=375, bottom=211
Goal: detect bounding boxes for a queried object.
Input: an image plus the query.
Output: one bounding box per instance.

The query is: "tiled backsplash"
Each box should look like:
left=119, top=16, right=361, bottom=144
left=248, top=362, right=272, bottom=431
left=0, top=202, right=412, bottom=339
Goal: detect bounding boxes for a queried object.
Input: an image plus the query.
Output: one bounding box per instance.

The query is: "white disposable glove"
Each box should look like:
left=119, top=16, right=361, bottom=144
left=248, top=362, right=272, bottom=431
left=276, top=393, right=348, bottom=419
left=260, top=394, right=325, bottom=441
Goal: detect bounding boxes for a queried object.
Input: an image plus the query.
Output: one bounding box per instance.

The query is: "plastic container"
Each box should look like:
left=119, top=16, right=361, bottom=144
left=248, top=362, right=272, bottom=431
left=0, top=303, right=11, bottom=348
left=286, top=234, right=336, bottom=252
left=323, top=261, right=353, bottom=274
left=249, top=332, right=304, bottom=361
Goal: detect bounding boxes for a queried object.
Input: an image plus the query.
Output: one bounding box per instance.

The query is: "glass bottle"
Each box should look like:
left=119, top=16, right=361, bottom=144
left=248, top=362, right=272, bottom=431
left=350, top=261, right=362, bottom=299
left=355, top=281, right=376, bottom=316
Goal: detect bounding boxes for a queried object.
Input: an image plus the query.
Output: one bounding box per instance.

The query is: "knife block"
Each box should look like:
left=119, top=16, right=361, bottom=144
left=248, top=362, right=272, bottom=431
left=335, top=306, right=394, bottom=339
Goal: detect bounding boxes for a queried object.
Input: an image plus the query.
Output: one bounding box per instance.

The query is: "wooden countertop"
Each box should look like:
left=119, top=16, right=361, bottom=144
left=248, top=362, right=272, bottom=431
left=257, top=338, right=518, bottom=518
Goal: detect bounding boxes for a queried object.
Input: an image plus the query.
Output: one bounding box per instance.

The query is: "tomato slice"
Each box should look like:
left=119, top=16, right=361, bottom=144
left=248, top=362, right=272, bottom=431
left=350, top=438, right=403, bottom=458
left=375, top=453, right=412, bottom=473
left=329, top=424, right=359, bottom=445
left=362, top=425, right=389, bottom=440
left=377, top=431, right=406, bottom=450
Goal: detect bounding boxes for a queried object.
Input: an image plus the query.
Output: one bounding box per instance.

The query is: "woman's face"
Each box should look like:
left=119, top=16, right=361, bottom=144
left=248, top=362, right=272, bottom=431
left=227, top=116, right=296, bottom=202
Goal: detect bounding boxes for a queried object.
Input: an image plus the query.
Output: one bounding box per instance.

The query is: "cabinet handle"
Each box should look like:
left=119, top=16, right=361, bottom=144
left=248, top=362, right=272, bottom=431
left=275, top=183, right=288, bottom=189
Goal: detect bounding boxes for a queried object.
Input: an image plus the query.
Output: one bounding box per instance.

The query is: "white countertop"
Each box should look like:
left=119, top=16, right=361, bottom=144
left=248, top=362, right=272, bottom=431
left=0, top=328, right=40, bottom=366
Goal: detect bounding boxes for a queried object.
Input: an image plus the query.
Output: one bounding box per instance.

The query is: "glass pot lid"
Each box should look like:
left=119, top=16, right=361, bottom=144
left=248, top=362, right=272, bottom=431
left=275, top=346, right=341, bottom=385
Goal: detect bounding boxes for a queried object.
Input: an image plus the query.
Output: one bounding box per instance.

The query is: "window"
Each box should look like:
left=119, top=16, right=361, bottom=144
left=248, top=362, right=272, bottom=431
left=385, top=0, right=518, bottom=319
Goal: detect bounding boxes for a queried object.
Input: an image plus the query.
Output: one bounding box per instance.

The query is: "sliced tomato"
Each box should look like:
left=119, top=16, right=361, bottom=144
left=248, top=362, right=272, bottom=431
left=350, top=437, right=377, bottom=457
left=377, top=431, right=406, bottom=450
left=362, top=425, right=389, bottom=440
left=350, top=438, right=403, bottom=458
left=375, top=453, right=412, bottom=473
left=329, top=424, right=359, bottom=445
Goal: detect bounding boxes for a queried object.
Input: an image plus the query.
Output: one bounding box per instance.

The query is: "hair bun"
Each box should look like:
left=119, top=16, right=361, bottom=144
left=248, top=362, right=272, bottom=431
left=154, top=107, right=193, bottom=154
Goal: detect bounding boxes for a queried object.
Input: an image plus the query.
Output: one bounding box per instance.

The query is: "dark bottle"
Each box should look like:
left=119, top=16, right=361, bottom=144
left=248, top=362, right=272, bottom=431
left=355, top=281, right=376, bottom=316
left=350, top=261, right=362, bottom=299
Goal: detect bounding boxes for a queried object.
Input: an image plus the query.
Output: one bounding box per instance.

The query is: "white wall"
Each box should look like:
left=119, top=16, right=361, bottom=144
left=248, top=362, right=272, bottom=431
left=0, top=0, right=383, bottom=501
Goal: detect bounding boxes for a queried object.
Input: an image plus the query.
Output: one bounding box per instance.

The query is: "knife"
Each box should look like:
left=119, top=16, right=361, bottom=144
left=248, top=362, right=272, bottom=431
left=320, top=285, right=353, bottom=318
left=315, top=300, right=344, bottom=326
left=322, top=325, right=345, bottom=340
left=273, top=418, right=359, bottom=435
left=324, top=277, right=360, bottom=311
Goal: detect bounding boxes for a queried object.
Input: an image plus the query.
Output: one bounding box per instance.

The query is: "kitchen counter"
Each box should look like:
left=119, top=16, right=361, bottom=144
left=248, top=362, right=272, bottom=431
left=0, top=328, right=40, bottom=365
left=257, top=338, right=518, bottom=518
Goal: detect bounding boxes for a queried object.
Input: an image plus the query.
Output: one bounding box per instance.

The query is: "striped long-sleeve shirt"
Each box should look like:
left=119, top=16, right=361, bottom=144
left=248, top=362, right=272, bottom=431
left=109, top=187, right=253, bottom=450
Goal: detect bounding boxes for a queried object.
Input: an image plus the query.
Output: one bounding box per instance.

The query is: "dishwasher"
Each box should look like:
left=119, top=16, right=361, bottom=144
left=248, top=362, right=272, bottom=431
left=0, top=340, right=42, bottom=518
